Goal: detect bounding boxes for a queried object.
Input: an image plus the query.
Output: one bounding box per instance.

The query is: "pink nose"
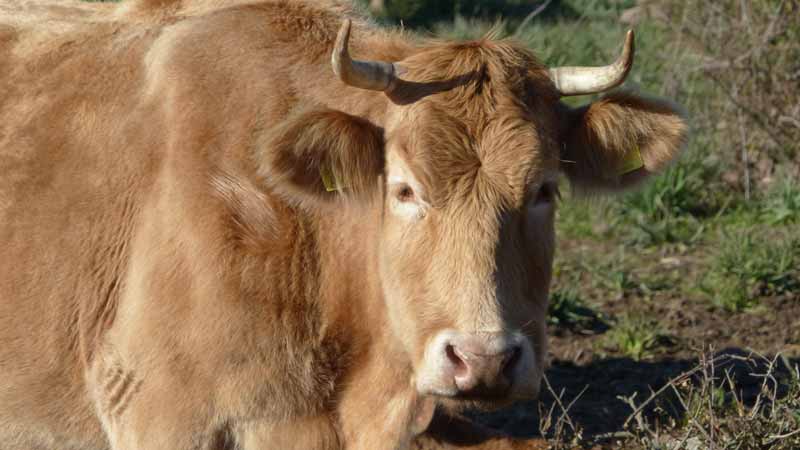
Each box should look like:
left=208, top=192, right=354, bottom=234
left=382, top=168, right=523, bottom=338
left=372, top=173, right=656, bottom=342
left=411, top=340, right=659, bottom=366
left=443, top=335, right=522, bottom=397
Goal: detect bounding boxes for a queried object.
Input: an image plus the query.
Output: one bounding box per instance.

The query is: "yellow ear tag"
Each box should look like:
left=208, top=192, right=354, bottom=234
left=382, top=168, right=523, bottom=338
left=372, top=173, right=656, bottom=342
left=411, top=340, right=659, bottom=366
left=320, top=164, right=341, bottom=192
left=616, top=144, right=645, bottom=176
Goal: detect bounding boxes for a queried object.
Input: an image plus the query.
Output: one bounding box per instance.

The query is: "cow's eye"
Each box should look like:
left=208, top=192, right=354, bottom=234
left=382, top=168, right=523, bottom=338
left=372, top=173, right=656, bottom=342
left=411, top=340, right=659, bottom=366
left=534, top=182, right=559, bottom=205
left=396, top=184, right=415, bottom=202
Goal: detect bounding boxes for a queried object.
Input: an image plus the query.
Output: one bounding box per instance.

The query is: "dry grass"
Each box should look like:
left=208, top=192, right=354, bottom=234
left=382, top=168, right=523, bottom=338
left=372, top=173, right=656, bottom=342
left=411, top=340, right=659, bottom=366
left=620, top=350, right=800, bottom=450
left=534, top=350, right=800, bottom=449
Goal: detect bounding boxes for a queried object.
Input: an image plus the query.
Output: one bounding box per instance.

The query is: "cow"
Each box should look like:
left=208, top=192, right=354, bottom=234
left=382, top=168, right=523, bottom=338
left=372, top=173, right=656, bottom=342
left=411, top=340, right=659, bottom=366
left=0, top=1, right=688, bottom=449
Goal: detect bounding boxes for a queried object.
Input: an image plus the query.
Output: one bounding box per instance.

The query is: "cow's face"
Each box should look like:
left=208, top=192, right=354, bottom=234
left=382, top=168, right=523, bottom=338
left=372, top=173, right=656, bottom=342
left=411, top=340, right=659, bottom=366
left=377, top=78, right=560, bottom=405
left=258, top=22, right=687, bottom=409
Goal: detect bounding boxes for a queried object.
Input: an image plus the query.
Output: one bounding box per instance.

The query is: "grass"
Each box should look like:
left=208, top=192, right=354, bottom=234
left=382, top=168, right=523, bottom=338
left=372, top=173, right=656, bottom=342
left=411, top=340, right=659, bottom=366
left=600, top=314, right=672, bottom=361
left=547, top=288, right=605, bottom=332
left=702, top=232, right=800, bottom=312
left=760, top=175, right=800, bottom=226
left=619, top=352, right=800, bottom=450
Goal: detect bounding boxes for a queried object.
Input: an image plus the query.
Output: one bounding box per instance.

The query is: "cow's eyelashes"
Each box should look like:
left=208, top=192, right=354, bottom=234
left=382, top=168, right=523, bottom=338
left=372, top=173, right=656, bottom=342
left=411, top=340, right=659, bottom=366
left=395, top=184, right=415, bottom=202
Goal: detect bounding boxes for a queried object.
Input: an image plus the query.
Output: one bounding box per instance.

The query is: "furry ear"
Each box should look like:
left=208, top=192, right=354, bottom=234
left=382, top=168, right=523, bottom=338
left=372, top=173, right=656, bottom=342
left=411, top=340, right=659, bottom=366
left=256, top=107, right=385, bottom=206
left=560, top=91, right=688, bottom=191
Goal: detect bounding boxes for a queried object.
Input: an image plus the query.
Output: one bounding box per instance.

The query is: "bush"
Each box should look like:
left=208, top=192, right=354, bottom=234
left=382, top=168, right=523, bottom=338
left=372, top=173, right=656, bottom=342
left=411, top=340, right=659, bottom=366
left=659, top=0, right=800, bottom=192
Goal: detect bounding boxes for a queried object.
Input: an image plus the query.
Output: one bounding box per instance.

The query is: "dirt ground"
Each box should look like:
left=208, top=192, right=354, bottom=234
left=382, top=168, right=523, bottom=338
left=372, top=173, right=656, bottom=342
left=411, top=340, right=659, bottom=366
left=468, top=237, right=800, bottom=448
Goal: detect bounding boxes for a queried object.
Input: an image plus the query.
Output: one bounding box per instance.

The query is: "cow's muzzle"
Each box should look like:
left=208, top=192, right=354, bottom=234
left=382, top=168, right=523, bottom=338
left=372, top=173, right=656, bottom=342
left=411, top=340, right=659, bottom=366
left=416, top=330, right=536, bottom=401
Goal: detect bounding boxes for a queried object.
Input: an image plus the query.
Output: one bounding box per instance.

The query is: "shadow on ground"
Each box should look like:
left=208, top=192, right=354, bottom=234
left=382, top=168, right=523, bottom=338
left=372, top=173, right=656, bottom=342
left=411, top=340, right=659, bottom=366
left=468, top=348, right=800, bottom=439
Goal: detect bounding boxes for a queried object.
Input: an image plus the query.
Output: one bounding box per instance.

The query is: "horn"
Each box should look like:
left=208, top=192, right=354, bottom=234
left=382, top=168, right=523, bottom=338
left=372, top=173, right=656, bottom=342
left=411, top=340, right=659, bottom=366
left=548, top=30, right=635, bottom=96
left=332, top=19, right=398, bottom=92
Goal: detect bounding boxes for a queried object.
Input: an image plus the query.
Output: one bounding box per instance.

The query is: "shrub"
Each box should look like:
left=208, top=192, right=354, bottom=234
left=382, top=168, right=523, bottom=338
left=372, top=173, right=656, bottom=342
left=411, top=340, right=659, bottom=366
left=659, top=0, right=800, bottom=192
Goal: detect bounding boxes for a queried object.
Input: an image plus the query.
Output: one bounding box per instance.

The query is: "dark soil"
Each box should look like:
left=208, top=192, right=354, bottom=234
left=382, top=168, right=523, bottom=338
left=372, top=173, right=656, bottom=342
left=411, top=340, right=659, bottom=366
left=467, top=237, right=800, bottom=448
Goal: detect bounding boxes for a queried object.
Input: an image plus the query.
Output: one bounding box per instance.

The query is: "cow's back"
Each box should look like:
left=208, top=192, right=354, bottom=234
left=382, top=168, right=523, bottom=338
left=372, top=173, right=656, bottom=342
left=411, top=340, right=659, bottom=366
left=0, top=5, right=164, bottom=447
left=0, top=1, right=390, bottom=447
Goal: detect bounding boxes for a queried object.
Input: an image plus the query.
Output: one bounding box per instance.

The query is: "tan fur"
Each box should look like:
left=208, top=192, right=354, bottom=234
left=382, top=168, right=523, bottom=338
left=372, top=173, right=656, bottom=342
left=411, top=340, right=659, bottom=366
left=256, top=107, right=386, bottom=205
left=561, top=91, right=689, bottom=190
left=0, top=1, right=687, bottom=449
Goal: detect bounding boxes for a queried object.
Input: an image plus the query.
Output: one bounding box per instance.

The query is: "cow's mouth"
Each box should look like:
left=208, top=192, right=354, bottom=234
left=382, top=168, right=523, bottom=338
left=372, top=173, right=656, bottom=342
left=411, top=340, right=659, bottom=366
left=434, top=389, right=531, bottom=413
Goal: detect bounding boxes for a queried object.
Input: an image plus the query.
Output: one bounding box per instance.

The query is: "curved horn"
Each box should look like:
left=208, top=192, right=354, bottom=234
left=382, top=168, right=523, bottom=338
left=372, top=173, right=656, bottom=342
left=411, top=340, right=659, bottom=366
left=332, top=19, right=398, bottom=92
left=548, top=30, right=635, bottom=96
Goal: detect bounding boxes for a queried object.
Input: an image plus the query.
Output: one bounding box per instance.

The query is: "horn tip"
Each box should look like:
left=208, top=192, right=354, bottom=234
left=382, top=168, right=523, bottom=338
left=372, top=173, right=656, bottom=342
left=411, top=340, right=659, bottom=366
left=332, top=19, right=352, bottom=79
left=625, top=29, right=636, bottom=66
left=619, top=29, right=635, bottom=70
left=336, top=19, right=352, bottom=50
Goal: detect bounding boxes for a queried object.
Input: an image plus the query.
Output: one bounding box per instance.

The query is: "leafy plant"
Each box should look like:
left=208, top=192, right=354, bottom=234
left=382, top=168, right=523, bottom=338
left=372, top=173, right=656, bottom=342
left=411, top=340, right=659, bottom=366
left=703, top=232, right=800, bottom=311
left=601, top=314, right=672, bottom=361
left=548, top=288, right=606, bottom=333
left=761, top=176, right=800, bottom=226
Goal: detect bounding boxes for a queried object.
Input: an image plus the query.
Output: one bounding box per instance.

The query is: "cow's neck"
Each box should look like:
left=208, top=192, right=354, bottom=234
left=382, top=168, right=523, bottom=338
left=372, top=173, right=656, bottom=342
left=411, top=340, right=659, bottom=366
left=313, top=196, right=399, bottom=357
left=311, top=197, right=430, bottom=448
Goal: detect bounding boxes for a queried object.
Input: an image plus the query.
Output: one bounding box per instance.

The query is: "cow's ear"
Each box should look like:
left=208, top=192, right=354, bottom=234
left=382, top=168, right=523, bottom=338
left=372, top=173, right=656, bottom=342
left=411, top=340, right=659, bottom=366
left=559, top=91, right=688, bottom=191
left=256, top=107, right=384, bottom=206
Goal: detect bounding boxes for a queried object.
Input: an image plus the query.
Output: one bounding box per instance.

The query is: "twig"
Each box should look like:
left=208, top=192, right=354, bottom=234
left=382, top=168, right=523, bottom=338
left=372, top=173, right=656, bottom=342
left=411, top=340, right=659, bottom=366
left=767, top=428, right=800, bottom=441
left=621, top=353, right=734, bottom=429
left=736, top=98, right=751, bottom=201
left=542, top=375, right=576, bottom=433
left=513, top=0, right=552, bottom=38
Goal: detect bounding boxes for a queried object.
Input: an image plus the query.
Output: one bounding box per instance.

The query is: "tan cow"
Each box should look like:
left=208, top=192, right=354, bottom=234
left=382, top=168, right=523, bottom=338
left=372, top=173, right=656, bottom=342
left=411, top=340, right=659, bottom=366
left=0, top=1, right=687, bottom=449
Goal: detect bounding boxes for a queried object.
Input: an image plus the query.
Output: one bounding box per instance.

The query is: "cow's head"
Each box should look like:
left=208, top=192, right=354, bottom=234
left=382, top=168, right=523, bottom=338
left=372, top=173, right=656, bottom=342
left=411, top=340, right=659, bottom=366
left=259, top=21, right=687, bottom=409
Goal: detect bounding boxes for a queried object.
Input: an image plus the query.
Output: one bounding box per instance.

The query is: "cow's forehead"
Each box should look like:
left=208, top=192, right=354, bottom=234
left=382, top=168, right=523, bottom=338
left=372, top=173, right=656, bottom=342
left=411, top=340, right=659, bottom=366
left=389, top=102, right=558, bottom=210
left=385, top=39, right=561, bottom=208
left=398, top=38, right=558, bottom=106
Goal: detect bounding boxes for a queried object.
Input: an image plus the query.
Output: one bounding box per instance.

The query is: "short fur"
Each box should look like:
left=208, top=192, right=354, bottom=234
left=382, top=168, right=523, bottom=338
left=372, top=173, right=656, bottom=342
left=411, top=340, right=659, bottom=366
left=257, top=107, right=386, bottom=205
left=0, top=1, right=687, bottom=449
left=561, top=92, right=689, bottom=190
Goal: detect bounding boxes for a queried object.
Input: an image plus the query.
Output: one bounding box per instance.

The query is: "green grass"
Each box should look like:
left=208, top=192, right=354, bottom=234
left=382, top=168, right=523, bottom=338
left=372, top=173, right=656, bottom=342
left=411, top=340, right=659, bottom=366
left=600, top=314, right=672, bottom=361
left=702, top=232, right=800, bottom=312
left=547, top=288, right=605, bottom=332
left=761, top=175, right=800, bottom=226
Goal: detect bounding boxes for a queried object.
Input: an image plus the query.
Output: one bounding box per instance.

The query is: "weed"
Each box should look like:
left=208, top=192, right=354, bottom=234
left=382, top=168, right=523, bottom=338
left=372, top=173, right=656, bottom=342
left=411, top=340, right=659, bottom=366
left=556, top=197, right=605, bottom=240
left=613, top=147, right=727, bottom=246
left=761, top=176, right=800, bottom=226
left=601, top=314, right=672, bottom=361
left=548, top=288, right=606, bottom=333
left=581, top=250, right=640, bottom=301
left=621, top=160, right=711, bottom=221
left=538, top=375, right=587, bottom=450
left=703, top=232, right=800, bottom=311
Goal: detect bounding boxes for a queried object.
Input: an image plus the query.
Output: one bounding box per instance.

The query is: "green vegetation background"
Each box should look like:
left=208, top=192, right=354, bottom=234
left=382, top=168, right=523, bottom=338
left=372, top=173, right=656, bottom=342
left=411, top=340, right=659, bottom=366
left=367, top=0, right=799, bottom=315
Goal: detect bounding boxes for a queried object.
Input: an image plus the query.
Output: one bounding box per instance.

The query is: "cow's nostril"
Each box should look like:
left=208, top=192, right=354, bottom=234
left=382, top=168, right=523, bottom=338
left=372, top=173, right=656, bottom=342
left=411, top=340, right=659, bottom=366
left=445, top=344, right=468, bottom=377
left=502, top=345, right=522, bottom=380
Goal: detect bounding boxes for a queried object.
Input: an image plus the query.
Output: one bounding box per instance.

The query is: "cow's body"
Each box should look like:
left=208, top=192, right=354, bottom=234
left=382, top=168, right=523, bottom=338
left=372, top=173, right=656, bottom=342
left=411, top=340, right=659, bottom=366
left=0, top=1, right=687, bottom=449
left=1, top=1, right=406, bottom=448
